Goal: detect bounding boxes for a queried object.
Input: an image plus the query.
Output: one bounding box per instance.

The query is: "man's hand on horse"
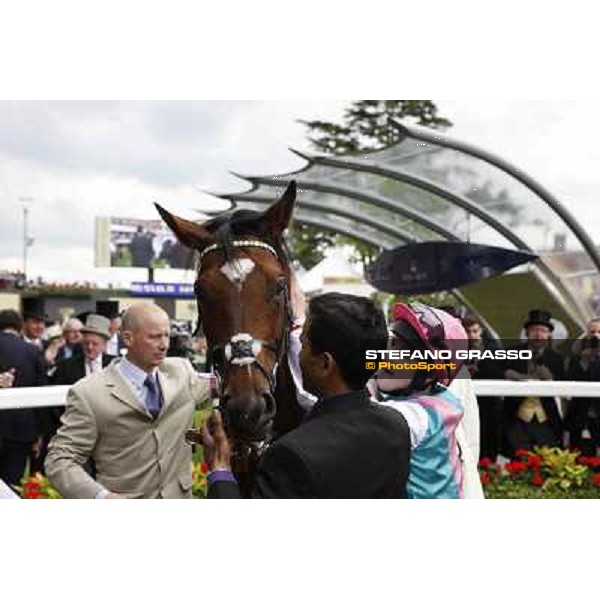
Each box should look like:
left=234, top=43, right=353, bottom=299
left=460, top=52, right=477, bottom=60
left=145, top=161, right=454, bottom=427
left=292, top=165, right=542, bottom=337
left=202, top=410, right=232, bottom=472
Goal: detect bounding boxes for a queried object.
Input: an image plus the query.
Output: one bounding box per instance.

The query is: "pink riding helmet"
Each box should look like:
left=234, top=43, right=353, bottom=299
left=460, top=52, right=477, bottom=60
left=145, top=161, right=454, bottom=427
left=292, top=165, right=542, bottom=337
left=391, top=302, right=469, bottom=387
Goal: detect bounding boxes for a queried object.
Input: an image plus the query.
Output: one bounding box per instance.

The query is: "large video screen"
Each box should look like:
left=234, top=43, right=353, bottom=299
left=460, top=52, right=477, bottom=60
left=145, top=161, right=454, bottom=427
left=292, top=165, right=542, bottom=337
left=95, top=217, right=194, bottom=269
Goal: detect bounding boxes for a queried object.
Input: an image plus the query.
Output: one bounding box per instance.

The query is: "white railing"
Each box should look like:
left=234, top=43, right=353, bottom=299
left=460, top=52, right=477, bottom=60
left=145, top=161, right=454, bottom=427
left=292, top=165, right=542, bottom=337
left=0, top=386, right=69, bottom=410
left=1, top=380, right=600, bottom=410
left=472, top=380, right=600, bottom=397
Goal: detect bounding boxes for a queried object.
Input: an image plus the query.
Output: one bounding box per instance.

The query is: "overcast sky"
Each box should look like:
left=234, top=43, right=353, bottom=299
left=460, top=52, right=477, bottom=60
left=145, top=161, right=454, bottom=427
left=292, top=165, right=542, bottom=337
left=1, top=100, right=598, bottom=286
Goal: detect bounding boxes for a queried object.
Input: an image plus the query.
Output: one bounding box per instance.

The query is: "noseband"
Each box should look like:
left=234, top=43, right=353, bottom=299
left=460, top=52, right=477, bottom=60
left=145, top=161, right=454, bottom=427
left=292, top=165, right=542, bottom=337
left=198, top=239, right=293, bottom=411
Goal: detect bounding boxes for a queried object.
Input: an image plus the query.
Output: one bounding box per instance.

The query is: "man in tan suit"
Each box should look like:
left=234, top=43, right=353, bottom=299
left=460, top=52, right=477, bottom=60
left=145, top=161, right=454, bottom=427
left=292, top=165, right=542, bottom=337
left=45, top=304, right=211, bottom=499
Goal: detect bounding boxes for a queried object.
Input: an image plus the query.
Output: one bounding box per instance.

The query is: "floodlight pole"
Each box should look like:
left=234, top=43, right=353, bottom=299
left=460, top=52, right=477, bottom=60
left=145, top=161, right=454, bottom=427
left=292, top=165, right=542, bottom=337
left=19, top=197, right=33, bottom=281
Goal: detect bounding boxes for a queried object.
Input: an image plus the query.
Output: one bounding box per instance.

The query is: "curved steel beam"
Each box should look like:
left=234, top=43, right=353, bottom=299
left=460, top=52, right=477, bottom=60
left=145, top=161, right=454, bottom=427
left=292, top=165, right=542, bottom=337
left=292, top=214, right=396, bottom=249
left=216, top=198, right=396, bottom=249
left=238, top=176, right=460, bottom=242
left=289, top=148, right=531, bottom=252
left=220, top=192, right=415, bottom=244
left=391, top=120, right=600, bottom=275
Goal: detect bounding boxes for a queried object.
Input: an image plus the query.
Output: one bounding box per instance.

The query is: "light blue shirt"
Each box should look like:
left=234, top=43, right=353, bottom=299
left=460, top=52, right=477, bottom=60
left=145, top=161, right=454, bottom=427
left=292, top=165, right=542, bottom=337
left=117, top=357, right=159, bottom=411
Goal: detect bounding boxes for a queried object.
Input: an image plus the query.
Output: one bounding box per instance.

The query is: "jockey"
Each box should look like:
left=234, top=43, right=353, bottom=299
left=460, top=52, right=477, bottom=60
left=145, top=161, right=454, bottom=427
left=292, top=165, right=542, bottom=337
left=369, top=302, right=468, bottom=499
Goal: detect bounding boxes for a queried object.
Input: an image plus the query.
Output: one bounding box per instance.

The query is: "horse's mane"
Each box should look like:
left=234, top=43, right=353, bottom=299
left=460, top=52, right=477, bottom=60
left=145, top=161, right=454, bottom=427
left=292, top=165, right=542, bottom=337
left=203, top=209, right=291, bottom=272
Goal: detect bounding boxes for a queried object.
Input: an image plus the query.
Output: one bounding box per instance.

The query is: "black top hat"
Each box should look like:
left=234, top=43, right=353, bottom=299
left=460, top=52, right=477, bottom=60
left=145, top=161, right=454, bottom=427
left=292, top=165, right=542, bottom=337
left=22, top=297, right=47, bottom=321
left=523, top=309, right=554, bottom=332
left=96, top=300, right=120, bottom=319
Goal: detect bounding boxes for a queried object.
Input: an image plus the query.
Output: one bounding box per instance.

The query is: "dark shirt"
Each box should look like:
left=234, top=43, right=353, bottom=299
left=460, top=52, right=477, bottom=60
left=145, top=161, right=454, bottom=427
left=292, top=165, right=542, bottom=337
left=565, top=352, right=600, bottom=432
left=0, top=331, right=48, bottom=441
left=51, top=352, right=115, bottom=387
left=209, top=390, right=411, bottom=499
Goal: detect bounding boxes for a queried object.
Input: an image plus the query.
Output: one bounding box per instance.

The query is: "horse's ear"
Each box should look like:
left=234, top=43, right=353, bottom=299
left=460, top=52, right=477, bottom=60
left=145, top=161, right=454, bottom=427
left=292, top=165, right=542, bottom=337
left=155, top=203, right=214, bottom=250
left=262, top=180, right=296, bottom=240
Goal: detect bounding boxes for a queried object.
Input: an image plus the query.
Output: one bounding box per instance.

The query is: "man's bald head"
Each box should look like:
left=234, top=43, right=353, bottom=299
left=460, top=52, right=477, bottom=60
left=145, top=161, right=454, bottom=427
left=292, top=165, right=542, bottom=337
left=122, top=304, right=169, bottom=333
left=121, top=304, right=171, bottom=372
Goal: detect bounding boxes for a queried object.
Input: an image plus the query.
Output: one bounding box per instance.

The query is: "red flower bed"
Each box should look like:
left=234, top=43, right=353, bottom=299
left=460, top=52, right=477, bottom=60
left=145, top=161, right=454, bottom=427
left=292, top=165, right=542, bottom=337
left=479, top=447, right=600, bottom=498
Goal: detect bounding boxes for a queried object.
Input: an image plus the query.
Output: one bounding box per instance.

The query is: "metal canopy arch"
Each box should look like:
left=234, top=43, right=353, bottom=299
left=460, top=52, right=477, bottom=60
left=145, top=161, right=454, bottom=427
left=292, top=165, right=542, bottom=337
left=289, top=149, right=532, bottom=253
left=227, top=169, right=589, bottom=325
left=206, top=199, right=400, bottom=249
left=221, top=193, right=414, bottom=244
left=207, top=120, right=600, bottom=332
left=228, top=176, right=462, bottom=242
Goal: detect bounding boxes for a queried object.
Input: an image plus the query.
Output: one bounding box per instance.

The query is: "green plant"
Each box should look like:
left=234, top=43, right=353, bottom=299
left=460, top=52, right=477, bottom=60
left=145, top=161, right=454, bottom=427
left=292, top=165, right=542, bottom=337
left=535, top=447, right=588, bottom=491
left=479, top=447, right=600, bottom=499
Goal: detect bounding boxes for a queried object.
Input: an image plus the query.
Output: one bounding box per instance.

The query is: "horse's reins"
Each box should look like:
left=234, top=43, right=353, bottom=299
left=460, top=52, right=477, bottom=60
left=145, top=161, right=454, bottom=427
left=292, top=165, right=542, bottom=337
left=197, top=238, right=293, bottom=443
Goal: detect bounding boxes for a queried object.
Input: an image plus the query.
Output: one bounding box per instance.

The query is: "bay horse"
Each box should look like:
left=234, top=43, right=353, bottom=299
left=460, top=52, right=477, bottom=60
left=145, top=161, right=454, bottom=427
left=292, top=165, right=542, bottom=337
left=155, top=181, right=305, bottom=495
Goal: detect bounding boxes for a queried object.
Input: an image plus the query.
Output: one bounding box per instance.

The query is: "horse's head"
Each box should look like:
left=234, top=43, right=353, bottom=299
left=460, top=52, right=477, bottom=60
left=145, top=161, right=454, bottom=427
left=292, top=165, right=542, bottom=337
left=155, top=182, right=296, bottom=442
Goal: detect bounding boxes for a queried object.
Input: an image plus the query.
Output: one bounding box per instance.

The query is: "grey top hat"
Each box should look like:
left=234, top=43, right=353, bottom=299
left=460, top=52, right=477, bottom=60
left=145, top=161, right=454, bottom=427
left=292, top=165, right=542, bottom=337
left=81, top=314, right=111, bottom=340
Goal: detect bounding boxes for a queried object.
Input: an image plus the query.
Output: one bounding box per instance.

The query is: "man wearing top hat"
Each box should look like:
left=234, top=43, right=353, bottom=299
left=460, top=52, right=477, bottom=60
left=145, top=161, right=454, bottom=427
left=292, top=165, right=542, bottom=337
left=503, top=309, right=565, bottom=455
left=21, top=297, right=47, bottom=350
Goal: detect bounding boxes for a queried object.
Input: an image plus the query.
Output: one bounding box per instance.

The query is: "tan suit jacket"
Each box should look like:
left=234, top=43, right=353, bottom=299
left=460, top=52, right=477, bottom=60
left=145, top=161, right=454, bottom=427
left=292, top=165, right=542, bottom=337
left=45, top=357, right=210, bottom=499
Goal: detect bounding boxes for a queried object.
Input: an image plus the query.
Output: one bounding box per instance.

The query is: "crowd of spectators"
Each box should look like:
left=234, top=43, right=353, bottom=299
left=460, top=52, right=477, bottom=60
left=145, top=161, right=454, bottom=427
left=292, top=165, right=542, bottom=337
left=463, top=308, right=600, bottom=461
left=2, top=291, right=600, bottom=497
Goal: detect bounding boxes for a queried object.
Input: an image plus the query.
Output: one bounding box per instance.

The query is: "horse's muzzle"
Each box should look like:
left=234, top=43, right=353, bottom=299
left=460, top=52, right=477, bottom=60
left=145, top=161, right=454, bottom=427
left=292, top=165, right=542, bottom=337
left=221, top=392, right=276, bottom=442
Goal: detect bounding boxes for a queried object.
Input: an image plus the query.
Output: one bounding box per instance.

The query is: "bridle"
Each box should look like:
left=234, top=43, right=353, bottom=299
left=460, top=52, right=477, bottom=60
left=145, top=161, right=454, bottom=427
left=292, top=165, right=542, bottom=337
left=196, top=238, right=294, bottom=439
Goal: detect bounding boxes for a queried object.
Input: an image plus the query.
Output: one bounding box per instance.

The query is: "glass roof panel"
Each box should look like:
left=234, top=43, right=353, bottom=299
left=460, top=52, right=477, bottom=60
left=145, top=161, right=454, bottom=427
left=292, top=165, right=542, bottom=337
left=231, top=198, right=400, bottom=249
left=230, top=184, right=446, bottom=243
left=371, top=139, right=577, bottom=254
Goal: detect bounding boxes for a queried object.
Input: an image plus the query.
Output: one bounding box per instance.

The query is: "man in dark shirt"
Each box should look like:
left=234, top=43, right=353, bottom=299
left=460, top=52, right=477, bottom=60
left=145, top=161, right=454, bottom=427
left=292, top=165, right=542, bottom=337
left=564, top=318, right=600, bottom=455
left=202, top=293, right=411, bottom=498
left=0, top=310, right=47, bottom=487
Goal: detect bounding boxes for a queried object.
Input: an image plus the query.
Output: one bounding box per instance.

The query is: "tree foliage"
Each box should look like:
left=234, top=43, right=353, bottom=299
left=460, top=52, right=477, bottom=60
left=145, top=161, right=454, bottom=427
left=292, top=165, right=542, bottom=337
left=286, top=223, right=336, bottom=271
left=292, top=100, right=452, bottom=268
left=302, top=100, right=451, bottom=156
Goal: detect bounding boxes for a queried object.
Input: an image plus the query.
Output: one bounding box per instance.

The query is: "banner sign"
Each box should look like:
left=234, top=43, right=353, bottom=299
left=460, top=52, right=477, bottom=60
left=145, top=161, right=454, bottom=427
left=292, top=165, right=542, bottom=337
left=130, top=282, right=195, bottom=297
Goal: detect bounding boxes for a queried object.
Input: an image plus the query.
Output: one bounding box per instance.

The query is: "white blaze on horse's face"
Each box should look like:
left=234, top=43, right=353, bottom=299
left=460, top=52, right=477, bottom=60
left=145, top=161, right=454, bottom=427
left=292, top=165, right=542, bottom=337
left=219, top=257, right=255, bottom=291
